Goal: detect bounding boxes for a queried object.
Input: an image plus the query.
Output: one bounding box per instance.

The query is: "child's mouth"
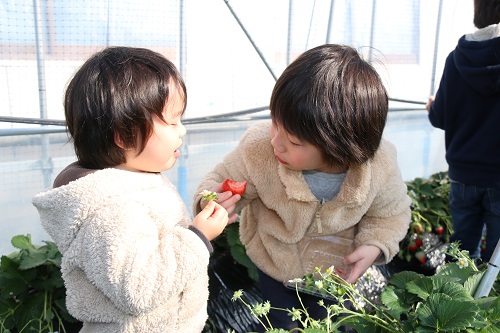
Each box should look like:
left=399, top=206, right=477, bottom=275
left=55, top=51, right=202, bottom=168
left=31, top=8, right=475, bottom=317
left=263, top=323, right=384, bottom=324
left=275, top=155, right=287, bottom=165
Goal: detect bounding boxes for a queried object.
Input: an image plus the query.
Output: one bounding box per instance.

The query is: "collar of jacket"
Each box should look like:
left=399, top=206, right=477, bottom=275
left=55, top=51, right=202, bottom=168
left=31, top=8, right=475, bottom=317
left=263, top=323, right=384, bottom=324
left=277, top=160, right=371, bottom=206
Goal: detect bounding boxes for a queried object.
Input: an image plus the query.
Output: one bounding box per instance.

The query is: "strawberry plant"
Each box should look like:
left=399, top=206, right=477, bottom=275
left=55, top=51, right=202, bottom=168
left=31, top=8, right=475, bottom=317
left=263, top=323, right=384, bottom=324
left=397, top=171, right=452, bottom=267
left=232, top=243, right=500, bottom=332
left=0, top=234, right=81, bottom=332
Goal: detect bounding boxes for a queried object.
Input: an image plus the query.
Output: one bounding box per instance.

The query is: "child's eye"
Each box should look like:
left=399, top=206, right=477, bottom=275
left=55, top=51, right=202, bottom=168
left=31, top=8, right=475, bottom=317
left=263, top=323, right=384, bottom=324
left=289, top=140, right=302, bottom=146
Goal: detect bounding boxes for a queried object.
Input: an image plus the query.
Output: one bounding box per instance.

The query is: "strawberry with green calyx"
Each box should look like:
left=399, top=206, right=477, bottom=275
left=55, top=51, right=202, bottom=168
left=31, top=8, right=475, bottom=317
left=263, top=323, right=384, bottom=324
left=199, top=190, right=218, bottom=201
left=408, top=241, right=418, bottom=253
left=434, top=225, right=444, bottom=235
left=415, top=251, right=427, bottom=265
left=222, top=179, right=247, bottom=195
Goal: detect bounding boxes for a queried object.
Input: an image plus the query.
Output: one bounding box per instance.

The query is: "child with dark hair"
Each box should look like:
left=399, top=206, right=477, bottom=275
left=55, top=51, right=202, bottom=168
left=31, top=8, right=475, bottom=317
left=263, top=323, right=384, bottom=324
left=426, top=0, right=500, bottom=263
left=32, top=46, right=234, bottom=333
left=193, top=44, right=411, bottom=331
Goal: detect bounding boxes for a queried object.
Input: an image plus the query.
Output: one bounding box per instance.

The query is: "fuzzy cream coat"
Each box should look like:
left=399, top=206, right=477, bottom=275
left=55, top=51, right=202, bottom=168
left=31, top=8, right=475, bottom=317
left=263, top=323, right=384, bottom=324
left=33, top=166, right=210, bottom=333
left=194, top=121, right=411, bottom=282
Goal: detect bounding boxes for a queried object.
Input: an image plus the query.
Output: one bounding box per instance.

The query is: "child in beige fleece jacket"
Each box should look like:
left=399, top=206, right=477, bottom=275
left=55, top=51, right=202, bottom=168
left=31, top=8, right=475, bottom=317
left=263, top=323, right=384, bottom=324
left=32, top=47, right=233, bottom=333
left=194, top=44, right=411, bottom=331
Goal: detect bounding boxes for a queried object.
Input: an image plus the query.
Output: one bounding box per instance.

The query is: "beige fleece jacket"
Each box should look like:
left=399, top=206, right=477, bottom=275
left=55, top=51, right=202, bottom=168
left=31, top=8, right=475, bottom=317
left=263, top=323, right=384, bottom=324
left=194, top=121, right=411, bottom=282
left=33, top=167, right=210, bottom=333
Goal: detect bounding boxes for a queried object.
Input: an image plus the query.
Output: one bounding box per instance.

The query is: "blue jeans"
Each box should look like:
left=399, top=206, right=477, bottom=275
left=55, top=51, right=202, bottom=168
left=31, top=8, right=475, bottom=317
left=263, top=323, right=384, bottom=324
left=449, top=181, right=500, bottom=262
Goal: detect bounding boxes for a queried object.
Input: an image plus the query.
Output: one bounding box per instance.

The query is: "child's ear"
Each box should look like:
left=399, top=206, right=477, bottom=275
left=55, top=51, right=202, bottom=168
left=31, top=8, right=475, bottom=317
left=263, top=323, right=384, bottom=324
left=114, top=132, right=127, bottom=149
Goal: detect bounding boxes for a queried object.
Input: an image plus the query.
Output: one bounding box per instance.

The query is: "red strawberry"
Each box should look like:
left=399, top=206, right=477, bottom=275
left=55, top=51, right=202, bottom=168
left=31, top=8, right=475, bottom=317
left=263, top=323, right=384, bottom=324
left=415, top=251, right=427, bottom=265
left=222, top=179, right=247, bottom=195
left=408, top=241, right=417, bottom=253
left=415, top=238, right=423, bottom=248
left=435, top=226, right=444, bottom=235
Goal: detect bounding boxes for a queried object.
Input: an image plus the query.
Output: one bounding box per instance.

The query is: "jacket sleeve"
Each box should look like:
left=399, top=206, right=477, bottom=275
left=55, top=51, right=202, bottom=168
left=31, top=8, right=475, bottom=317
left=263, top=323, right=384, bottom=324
left=428, top=52, right=453, bottom=130
left=354, top=142, right=412, bottom=264
left=76, top=200, right=209, bottom=315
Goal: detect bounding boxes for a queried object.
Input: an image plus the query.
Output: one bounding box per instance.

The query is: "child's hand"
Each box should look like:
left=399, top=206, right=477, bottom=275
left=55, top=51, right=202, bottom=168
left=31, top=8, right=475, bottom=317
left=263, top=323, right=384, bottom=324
left=342, top=245, right=381, bottom=284
left=199, top=183, right=241, bottom=224
left=425, top=95, right=435, bottom=112
left=192, top=200, right=229, bottom=241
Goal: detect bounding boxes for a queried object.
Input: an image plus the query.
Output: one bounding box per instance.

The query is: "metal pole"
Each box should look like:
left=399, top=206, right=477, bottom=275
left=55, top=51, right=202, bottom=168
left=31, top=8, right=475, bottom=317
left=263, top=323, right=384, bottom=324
left=286, top=0, right=293, bottom=65
left=106, top=0, right=110, bottom=46
left=430, top=0, right=444, bottom=95
left=33, top=0, right=53, bottom=189
left=223, top=0, right=278, bottom=81
left=177, top=0, right=188, bottom=204
left=474, top=240, right=500, bottom=298
left=368, top=0, right=377, bottom=63
left=305, top=0, right=317, bottom=50
left=325, top=0, right=335, bottom=44
left=179, top=0, right=186, bottom=78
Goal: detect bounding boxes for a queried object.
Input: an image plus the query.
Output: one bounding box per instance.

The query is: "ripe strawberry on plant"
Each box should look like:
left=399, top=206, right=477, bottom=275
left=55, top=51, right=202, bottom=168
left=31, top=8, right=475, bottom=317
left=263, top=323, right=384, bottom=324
left=415, top=251, right=427, bottom=265
left=415, top=238, right=423, bottom=248
left=434, top=226, right=444, bottom=235
left=408, top=241, right=418, bottom=253
left=222, top=179, right=247, bottom=195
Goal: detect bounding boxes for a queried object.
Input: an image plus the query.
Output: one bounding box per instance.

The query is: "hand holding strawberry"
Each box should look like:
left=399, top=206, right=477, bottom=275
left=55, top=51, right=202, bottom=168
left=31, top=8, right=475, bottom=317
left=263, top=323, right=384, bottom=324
left=198, top=179, right=247, bottom=224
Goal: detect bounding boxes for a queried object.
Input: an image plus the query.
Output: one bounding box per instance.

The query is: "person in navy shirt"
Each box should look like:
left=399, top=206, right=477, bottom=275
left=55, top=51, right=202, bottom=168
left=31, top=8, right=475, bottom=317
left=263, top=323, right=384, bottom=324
left=426, top=0, right=500, bottom=262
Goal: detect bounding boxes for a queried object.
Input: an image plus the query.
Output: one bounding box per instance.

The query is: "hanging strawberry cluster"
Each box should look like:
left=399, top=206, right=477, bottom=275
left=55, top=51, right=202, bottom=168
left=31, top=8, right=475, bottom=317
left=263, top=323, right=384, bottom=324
left=397, top=172, right=452, bottom=265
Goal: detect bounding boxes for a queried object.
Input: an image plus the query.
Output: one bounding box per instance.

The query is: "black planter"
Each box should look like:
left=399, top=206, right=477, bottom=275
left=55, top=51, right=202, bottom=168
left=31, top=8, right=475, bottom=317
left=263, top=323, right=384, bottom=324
left=204, top=251, right=262, bottom=333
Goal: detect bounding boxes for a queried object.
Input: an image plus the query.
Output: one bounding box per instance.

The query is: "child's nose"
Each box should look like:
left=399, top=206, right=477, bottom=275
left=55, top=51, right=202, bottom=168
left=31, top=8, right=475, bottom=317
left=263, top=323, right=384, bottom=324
left=271, top=134, right=285, bottom=153
left=178, top=122, right=187, bottom=137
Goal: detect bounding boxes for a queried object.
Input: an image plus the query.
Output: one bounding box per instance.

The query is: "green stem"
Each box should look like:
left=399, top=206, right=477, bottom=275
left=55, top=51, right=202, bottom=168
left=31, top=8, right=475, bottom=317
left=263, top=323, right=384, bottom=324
left=237, top=297, right=269, bottom=330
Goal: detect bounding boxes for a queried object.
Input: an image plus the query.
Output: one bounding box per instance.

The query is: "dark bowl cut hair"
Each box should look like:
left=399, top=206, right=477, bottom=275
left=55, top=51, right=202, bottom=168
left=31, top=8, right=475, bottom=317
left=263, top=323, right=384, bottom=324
left=270, top=44, right=388, bottom=167
left=64, top=46, right=186, bottom=169
left=473, top=0, right=500, bottom=29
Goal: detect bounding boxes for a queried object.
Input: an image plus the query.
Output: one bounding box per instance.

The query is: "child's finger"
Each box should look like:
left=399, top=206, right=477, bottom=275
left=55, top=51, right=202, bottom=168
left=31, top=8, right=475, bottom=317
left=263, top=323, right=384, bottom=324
left=198, top=200, right=215, bottom=218
left=210, top=203, right=229, bottom=223
left=228, top=213, right=239, bottom=224
left=342, top=251, right=360, bottom=266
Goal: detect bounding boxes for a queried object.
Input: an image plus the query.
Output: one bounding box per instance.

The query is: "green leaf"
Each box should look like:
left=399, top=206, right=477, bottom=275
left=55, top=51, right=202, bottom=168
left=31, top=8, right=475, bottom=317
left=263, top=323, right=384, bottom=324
left=480, top=325, right=500, bottom=333
left=416, top=293, right=479, bottom=331
left=338, top=315, right=381, bottom=333
left=225, top=223, right=242, bottom=247
left=0, top=256, right=20, bottom=280
left=13, top=291, right=47, bottom=328
left=388, top=270, right=423, bottom=289
left=0, top=278, right=29, bottom=298
left=464, top=271, right=485, bottom=296
left=18, top=252, right=51, bottom=270
left=406, top=276, right=433, bottom=299
left=229, top=244, right=258, bottom=281
left=380, top=286, right=415, bottom=315
left=0, top=256, right=36, bottom=284
left=436, top=262, right=474, bottom=284
left=435, top=280, right=474, bottom=301
left=11, top=235, right=33, bottom=250
left=475, top=296, right=500, bottom=324
left=419, top=183, right=434, bottom=196
left=302, top=328, right=326, bottom=333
